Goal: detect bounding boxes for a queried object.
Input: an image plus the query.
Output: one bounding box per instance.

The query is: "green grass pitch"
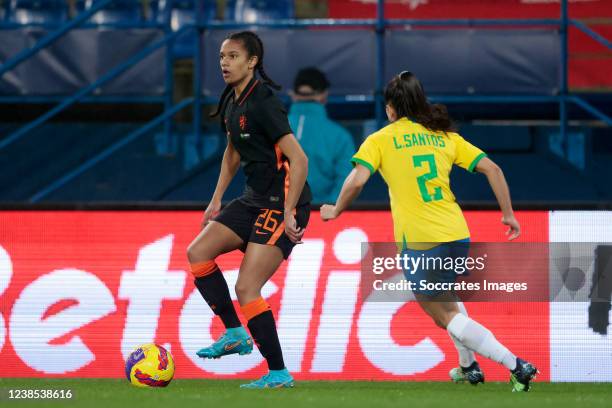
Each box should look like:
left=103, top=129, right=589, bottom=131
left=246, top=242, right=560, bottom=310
left=0, top=379, right=610, bottom=408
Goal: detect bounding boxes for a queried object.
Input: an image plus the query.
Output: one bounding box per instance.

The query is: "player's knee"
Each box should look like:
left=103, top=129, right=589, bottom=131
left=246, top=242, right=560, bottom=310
left=427, top=309, right=451, bottom=329
left=186, top=241, right=200, bottom=263
left=433, top=316, right=447, bottom=329
left=235, top=281, right=259, bottom=304
left=234, top=281, right=248, bottom=301
left=435, top=310, right=459, bottom=329
left=187, top=238, right=213, bottom=263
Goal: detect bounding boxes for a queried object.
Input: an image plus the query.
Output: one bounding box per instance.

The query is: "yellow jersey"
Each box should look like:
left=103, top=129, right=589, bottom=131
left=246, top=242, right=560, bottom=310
left=351, top=117, right=486, bottom=246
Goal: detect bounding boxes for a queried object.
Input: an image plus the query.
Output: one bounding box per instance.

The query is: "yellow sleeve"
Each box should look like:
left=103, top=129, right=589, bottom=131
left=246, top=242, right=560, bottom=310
left=452, top=133, right=487, bottom=172
left=351, top=134, right=381, bottom=174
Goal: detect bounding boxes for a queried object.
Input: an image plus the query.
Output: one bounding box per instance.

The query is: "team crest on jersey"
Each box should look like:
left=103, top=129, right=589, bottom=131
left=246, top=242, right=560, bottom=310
left=239, top=114, right=247, bottom=130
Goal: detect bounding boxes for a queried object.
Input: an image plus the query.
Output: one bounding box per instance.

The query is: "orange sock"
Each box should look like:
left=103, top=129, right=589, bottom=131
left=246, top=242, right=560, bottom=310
left=190, top=260, right=218, bottom=278
left=240, top=297, right=271, bottom=321
left=242, top=297, right=285, bottom=370
left=191, top=262, right=241, bottom=328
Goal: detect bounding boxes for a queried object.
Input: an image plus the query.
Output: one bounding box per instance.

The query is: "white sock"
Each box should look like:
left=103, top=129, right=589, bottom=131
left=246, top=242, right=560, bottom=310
left=449, top=302, right=476, bottom=368
left=447, top=313, right=517, bottom=371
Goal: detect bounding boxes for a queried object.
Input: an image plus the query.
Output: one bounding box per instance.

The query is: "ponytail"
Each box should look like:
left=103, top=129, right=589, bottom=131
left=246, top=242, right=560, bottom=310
left=384, top=71, right=456, bottom=133
left=426, top=103, right=454, bottom=133
left=209, top=84, right=232, bottom=118
left=248, top=32, right=281, bottom=90
left=257, top=65, right=281, bottom=90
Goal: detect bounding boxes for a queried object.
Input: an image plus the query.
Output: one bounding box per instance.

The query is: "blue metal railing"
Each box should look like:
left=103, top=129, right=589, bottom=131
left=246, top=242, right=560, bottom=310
left=0, top=0, right=178, bottom=154
left=0, top=0, right=115, bottom=77
left=197, top=2, right=612, bottom=130
left=0, top=25, right=191, bottom=150
left=28, top=97, right=195, bottom=202
left=560, top=0, right=569, bottom=152
left=193, top=2, right=204, bottom=160
left=571, top=19, right=612, bottom=49
left=0, top=0, right=611, bottom=202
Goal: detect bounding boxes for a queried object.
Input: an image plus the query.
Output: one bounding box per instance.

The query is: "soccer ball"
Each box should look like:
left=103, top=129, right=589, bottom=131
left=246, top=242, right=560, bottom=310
left=125, top=344, right=175, bottom=387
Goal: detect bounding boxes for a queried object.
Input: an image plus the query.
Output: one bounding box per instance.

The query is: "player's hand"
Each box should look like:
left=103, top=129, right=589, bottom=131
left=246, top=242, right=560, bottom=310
left=502, top=215, right=520, bottom=240
left=284, top=211, right=304, bottom=244
left=201, top=199, right=221, bottom=229
left=320, top=204, right=338, bottom=221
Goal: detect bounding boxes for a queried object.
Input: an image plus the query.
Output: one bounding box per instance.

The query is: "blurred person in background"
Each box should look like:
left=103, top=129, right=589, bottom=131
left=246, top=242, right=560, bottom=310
left=289, top=67, right=355, bottom=204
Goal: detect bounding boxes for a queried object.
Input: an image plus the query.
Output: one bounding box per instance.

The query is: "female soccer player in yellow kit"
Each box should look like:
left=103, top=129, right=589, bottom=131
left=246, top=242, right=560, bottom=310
left=321, top=71, right=538, bottom=392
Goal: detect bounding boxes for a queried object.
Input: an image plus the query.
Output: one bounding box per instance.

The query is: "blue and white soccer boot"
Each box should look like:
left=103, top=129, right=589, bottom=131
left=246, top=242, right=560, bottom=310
left=449, top=361, right=485, bottom=385
left=510, top=358, right=538, bottom=392
left=240, top=368, right=295, bottom=389
left=196, top=326, right=253, bottom=359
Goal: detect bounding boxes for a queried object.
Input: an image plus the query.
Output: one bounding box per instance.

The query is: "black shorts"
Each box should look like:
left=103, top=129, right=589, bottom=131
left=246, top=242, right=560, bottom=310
left=212, top=198, right=310, bottom=259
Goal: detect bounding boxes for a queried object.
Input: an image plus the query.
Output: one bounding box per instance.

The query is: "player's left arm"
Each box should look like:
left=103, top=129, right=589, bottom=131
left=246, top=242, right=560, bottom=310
left=277, top=133, right=309, bottom=243
left=320, top=164, right=371, bottom=221
left=475, top=157, right=520, bottom=240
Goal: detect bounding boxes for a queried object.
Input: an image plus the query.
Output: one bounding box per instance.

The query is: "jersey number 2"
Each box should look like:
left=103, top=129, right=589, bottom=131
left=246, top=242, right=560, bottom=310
left=413, top=154, right=443, bottom=202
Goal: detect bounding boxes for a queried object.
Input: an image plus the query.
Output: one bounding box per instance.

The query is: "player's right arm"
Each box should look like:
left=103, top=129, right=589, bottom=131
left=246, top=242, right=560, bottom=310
left=475, top=157, right=520, bottom=240
left=321, top=132, right=380, bottom=221
left=320, top=164, right=371, bottom=221
left=202, top=135, right=241, bottom=228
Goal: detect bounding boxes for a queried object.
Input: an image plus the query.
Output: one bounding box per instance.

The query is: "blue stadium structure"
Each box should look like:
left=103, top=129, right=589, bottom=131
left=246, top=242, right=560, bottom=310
left=7, top=0, right=69, bottom=25
left=0, top=0, right=610, bottom=206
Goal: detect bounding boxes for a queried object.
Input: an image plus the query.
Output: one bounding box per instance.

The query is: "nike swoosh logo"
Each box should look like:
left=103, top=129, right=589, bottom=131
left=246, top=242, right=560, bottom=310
left=224, top=341, right=241, bottom=351
left=254, top=230, right=268, bottom=235
left=267, top=381, right=293, bottom=388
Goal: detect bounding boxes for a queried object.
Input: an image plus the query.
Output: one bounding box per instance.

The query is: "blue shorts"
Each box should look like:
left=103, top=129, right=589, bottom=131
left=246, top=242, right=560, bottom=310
left=402, top=239, right=470, bottom=297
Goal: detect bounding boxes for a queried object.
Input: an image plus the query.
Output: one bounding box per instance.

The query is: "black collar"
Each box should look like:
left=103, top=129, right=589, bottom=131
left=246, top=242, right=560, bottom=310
left=235, top=76, right=259, bottom=106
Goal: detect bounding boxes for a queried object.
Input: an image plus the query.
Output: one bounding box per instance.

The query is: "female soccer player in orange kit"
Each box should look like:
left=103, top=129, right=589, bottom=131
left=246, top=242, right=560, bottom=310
left=187, top=31, right=311, bottom=389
